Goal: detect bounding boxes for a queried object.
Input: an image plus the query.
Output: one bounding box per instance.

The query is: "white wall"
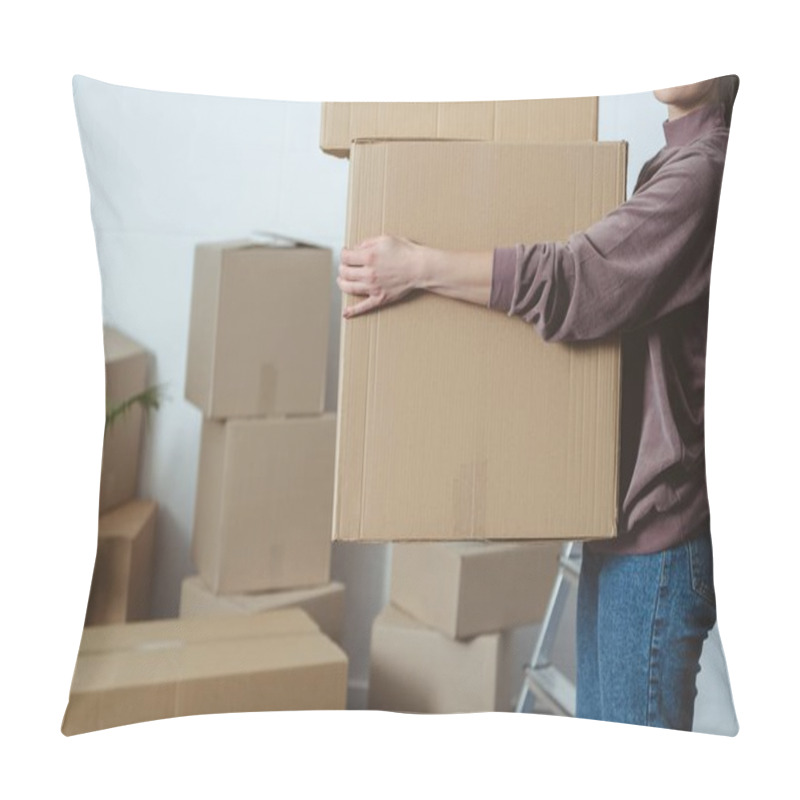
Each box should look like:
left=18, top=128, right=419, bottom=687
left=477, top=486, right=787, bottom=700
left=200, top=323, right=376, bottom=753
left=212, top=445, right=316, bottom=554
left=599, top=91, right=667, bottom=197
left=75, top=78, right=735, bottom=728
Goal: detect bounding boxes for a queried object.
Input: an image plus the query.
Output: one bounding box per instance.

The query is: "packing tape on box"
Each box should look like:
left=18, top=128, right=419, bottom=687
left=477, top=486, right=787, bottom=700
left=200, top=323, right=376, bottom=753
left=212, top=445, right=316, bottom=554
left=453, top=459, right=488, bottom=539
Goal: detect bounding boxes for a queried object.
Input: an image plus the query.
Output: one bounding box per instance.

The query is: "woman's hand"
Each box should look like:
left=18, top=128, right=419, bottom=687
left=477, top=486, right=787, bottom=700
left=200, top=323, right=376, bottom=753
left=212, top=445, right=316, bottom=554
left=337, top=235, right=426, bottom=318
left=338, top=235, right=495, bottom=317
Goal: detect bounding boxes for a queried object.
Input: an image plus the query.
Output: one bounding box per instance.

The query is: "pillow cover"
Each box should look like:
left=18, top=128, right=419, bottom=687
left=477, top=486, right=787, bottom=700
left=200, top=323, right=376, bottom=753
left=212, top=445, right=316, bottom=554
left=64, top=75, right=738, bottom=737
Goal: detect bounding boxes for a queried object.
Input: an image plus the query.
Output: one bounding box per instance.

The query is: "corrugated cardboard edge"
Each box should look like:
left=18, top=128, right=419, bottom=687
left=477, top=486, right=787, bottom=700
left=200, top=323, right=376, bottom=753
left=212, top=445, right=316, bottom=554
left=607, top=140, right=628, bottom=539
left=331, top=143, right=371, bottom=542
left=331, top=305, right=348, bottom=541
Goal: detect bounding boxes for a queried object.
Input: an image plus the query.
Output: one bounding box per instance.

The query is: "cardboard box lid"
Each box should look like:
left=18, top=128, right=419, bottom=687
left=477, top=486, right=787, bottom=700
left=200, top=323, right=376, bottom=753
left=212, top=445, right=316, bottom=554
left=320, top=98, right=598, bottom=157
left=98, top=499, right=157, bottom=541
left=335, top=140, right=626, bottom=542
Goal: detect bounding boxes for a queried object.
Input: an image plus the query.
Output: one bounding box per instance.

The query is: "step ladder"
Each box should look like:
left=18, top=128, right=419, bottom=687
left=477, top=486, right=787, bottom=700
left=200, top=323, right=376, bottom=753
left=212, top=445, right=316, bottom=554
left=515, top=540, right=581, bottom=717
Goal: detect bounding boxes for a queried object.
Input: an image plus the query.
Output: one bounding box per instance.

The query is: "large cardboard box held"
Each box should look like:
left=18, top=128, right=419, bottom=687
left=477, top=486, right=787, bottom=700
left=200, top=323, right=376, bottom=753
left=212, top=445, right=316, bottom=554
left=179, top=575, right=345, bottom=643
left=334, top=140, right=626, bottom=542
left=85, top=499, right=156, bottom=626
left=320, top=97, right=598, bottom=157
left=100, top=327, right=149, bottom=514
left=369, top=605, right=538, bottom=714
left=390, top=541, right=560, bottom=639
left=192, top=414, right=336, bottom=593
left=185, top=238, right=331, bottom=419
left=62, top=609, right=348, bottom=735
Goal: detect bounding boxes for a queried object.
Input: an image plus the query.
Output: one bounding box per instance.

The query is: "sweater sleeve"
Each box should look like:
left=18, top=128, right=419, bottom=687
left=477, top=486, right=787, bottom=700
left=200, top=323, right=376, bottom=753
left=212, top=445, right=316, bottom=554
left=489, top=147, right=724, bottom=343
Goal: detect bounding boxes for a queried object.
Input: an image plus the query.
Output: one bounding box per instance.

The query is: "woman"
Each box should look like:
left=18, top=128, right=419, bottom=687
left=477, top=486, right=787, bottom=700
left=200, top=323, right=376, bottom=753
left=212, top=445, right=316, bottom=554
left=337, top=76, right=738, bottom=731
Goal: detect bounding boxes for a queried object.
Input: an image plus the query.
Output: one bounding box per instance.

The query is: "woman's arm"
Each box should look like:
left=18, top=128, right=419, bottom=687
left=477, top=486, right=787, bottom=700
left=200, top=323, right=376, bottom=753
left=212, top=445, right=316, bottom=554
left=338, top=136, right=725, bottom=341
left=497, top=148, right=725, bottom=342
left=337, top=236, right=494, bottom=318
left=340, top=142, right=725, bottom=342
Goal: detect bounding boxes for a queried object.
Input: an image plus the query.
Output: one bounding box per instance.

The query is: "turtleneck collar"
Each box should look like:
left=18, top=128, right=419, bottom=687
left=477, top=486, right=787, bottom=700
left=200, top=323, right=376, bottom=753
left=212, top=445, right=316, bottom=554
left=663, top=103, right=726, bottom=148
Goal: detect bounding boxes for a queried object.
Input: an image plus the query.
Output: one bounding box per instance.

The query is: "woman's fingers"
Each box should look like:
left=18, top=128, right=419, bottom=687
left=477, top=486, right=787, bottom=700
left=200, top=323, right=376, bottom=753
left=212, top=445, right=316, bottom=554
left=343, top=294, right=384, bottom=319
left=339, top=264, right=373, bottom=283
left=336, top=273, right=372, bottom=296
left=339, top=247, right=365, bottom=266
left=337, top=264, right=376, bottom=298
left=340, top=237, right=380, bottom=266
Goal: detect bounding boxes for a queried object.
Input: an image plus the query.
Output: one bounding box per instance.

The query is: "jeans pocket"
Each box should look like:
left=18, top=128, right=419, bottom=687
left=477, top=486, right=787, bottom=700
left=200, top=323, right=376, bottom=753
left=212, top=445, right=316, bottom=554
left=687, top=533, right=716, bottom=607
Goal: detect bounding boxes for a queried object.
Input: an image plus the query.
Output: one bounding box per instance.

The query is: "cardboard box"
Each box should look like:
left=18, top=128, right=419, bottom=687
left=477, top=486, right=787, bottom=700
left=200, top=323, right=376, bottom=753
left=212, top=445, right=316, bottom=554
left=192, top=414, right=336, bottom=593
left=62, top=609, right=348, bottom=735
left=179, top=575, right=345, bottom=643
left=334, top=140, right=626, bottom=542
left=320, top=98, right=598, bottom=157
left=85, top=499, right=157, bottom=626
left=368, top=605, right=538, bottom=713
left=100, top=326, right=149, bottom=514
left=185, top=237, right=332, bottom=419
left=390, top=541, right=560, bottom=639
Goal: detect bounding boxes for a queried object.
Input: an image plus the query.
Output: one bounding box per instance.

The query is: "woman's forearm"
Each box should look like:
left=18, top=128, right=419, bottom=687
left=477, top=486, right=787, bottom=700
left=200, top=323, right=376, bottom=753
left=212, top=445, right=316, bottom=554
left=418, top=246, right=494, bottom=308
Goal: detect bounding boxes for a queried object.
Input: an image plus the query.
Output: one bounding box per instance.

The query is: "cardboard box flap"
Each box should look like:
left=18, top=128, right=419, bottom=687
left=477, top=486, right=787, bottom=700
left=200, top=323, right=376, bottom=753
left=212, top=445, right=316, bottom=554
left=248, top=231, right=322, bottom=249
left=179, top=577, right=346, bottom=642
left=196, top=236, right=320, bottom=254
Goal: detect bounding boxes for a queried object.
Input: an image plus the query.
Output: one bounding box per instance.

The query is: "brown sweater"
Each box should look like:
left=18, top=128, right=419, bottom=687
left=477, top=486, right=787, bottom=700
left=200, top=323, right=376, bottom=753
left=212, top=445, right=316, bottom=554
left=490, top=103, right=730, bottom=554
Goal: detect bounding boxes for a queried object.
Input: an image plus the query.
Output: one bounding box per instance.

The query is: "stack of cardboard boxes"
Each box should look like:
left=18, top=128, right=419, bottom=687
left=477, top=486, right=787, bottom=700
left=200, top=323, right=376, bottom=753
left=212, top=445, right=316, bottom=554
left=85, top=326, right=157, bottom=627
left=180, top=236, right=346, bottom=645
left=321, top=99, right=628, bottom=712
left=370, top=541, right=561, bottom=713
left=63, top=241, right=351, bottom=736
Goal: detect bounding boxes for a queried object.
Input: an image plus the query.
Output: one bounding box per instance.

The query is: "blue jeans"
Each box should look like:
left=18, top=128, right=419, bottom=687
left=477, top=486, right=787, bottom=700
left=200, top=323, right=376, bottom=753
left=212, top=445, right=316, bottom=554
left=575, top=529, right=716, bottom=730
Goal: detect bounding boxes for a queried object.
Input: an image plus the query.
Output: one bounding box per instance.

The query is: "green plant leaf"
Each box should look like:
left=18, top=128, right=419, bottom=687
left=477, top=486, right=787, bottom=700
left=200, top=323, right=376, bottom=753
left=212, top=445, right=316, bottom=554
left=105, top=384, right=165, bottom=430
